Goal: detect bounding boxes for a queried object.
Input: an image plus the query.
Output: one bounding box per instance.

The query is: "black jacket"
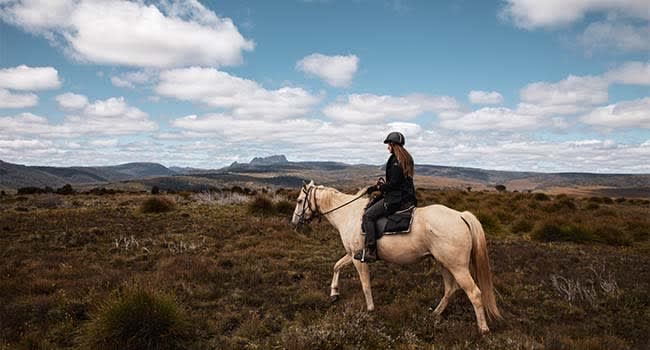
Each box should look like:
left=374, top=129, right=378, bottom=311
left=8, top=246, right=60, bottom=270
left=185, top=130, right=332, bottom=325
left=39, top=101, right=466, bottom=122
left=379, top=154, right=416, bottom=207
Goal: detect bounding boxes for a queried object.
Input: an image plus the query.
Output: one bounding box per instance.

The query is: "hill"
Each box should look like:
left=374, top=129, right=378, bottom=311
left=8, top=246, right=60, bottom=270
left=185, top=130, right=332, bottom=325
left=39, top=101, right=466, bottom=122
left=1, top=156, right=649, bottom=198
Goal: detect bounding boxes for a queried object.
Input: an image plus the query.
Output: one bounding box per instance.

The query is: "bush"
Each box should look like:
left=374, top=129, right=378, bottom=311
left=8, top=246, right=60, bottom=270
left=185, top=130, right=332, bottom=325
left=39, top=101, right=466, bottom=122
left=79, top=288, right=192, bottom=350
left=532, top=221, right=593, bottom=243
left=511, top=218, right=534, bottom=234
left=151, top=185, right=160, bottom=195
left=592, top=226, right=632, bottom=246
left=139, top=196, right=176, bottom=213
left=477, top=212, right=504, bottom=236
left=17, top=186, right=46, bottom=195
left=56, top=184, right=75, bottom=195
left=248, top=195, right=275, bottom=216
left=532, top=192, right=550, bottom=201
left=274, top=199, right=295, bottom=216
left=495, top=184, right=506, bottom=192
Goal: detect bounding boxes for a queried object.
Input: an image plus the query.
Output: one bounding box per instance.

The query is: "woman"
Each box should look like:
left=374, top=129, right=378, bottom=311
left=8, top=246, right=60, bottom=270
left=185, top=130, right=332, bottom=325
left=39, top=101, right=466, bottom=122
left=354, top=131, right=417, bottom=263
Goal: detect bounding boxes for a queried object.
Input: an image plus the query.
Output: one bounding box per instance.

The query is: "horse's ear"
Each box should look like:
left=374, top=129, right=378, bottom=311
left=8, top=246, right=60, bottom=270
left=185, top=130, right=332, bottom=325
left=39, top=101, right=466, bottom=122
left=308, top=180, right=315, bottom=187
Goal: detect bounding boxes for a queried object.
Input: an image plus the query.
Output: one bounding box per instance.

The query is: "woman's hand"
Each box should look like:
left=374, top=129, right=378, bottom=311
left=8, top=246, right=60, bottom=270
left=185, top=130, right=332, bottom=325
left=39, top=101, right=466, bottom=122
left=375, top=177, right=385, bottom=190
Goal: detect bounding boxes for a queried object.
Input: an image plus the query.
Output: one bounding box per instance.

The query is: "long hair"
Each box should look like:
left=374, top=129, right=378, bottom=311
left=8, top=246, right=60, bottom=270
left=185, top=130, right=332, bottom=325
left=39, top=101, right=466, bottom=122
left=391, top=144, right=414, bottom=178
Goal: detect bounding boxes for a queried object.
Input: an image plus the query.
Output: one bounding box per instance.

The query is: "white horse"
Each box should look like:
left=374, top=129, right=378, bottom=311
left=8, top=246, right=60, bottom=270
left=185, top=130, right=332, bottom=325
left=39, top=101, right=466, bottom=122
left=291, top=181, right=502, bottom=334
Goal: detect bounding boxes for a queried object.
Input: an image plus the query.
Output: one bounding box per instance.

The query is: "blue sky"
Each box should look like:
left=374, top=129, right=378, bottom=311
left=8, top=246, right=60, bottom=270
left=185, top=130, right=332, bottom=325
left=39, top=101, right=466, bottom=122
left=0, top=0, right=648, bottom=173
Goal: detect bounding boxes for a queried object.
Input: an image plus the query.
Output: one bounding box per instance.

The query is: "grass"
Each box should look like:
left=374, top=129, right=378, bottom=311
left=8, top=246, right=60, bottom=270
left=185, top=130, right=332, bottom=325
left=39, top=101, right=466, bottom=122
left=0, top=189, right=648, bottom=349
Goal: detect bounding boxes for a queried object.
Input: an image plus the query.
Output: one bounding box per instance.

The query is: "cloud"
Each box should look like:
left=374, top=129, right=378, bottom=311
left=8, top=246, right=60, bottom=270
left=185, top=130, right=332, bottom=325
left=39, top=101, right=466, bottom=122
left=0, top=0, right=254, bottom=68
left=156, top=67, right=321, bottom=119
left=605, top=61, right=650, bottom=85
left=468, top=90, right=503, bottom=105
left=0, top=65, right=61, bottom=91
left=323, top=93, right=459, bottom=123
left=0, top=89, right=38, bottom=108
left=0, top=97, right=157, bottom=137
left=110, top=70, right=156, bottom=89
left=518, top=75, right=608, bottom=116
left=578, top=20, right=650, bottom=54
left=439, top=107, right=540, bottom=131
left=580, top=97, right=650, bottom=129
left=55, top=92, right=88, bottom=110
left=500, top=0, right=650, bottom=29
left=296, top=53, right=359, bottom=87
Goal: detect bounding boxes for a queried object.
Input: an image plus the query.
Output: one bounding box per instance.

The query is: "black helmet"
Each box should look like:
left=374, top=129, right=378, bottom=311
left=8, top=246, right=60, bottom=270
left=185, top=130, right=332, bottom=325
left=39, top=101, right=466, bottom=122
left=383, top=131, right=405, bottom=146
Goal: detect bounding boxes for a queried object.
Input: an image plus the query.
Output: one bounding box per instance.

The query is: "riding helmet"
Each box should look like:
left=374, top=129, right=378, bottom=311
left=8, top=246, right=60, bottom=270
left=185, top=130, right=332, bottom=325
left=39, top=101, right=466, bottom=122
left=383, top=131, right=405, bottom=146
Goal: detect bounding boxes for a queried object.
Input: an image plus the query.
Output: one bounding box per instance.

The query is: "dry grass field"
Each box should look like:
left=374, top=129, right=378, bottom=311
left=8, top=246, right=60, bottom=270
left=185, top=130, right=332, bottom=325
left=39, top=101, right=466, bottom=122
left=0, top=188, right=648, bottom=349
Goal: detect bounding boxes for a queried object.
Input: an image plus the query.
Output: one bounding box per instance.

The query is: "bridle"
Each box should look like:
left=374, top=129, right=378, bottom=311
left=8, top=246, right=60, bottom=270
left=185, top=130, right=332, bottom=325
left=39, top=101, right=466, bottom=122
left=295, top=185, right=366, bottom=226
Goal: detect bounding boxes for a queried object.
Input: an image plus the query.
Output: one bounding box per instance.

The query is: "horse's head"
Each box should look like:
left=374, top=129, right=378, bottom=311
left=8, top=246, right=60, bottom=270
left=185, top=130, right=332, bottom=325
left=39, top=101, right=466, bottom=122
left=291, top=180, right=317, bottom=226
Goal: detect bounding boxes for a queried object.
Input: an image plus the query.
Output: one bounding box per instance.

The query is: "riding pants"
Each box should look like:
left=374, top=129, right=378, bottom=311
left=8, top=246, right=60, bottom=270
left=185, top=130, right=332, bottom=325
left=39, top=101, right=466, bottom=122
left=362, top=199, right=399, bottom=247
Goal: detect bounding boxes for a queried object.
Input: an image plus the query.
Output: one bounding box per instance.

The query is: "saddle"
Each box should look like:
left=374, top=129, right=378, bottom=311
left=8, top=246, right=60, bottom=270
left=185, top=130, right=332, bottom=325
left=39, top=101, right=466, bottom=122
left=363, top=205, right=416, bottom=239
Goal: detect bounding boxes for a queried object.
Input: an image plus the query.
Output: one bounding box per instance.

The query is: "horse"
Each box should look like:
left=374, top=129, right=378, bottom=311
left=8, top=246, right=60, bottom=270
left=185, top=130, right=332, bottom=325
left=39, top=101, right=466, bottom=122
left=290, top=181, right=502, bottom=334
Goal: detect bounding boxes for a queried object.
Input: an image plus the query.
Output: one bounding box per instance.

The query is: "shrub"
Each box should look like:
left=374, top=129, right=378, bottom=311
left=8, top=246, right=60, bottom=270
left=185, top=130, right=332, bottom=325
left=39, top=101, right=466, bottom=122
left=274, top=199, right=295, bottom=216
left=477, top=212, right=503, bottom=236
left=17, top=186, right=46, bottom=195
left=532, top=192, right=550, bottom=201
left=532, top=221, right=593, bottom=243
left=511, top=218, right=534, bottom=234
left=79, top=288, right=192, bottom=350
left=151, top=185, right=160, bottom=195
left=585, top=202, right=600, bottom=210
left=592, top=226, right=632, bottom=246
left=56, top=184, right=75, bottom=195
left=495, top=184, right=506, bottom=192
left=139, top=196, right=176, bottom=213
left=248, top=195, right=275, bottom=216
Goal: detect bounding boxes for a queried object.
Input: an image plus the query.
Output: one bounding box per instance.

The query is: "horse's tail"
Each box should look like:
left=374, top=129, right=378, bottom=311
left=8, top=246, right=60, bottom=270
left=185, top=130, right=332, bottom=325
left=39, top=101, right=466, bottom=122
left=461, top=211, right=502, bottom=321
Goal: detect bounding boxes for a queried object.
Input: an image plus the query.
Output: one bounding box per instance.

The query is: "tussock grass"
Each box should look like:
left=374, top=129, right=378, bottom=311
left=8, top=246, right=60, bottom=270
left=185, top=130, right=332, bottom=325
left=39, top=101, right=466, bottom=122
left=79, top=287, right=192, bottom=350
left=139, top=196, right=176, bottom=213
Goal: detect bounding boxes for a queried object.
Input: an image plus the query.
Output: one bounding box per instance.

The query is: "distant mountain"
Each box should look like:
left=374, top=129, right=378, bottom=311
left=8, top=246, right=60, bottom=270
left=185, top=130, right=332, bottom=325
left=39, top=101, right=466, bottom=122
left=0, top=160, right=176, bottom=189
left=2, top=157, right=649, bottom=198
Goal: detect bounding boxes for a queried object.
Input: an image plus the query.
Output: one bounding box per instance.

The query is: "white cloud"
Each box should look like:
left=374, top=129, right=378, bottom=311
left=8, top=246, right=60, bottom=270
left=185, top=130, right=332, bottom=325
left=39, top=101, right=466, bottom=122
left=110, top=70, right=155, bottom=89
left=0, top=97, right=157, bottom=137
left=500, top=0, right=650, bottom=29
left=90, top=139, right=119, bottom=147
left=0, top=65, right=61, bottom=91
left=323, top=93, right=459, bottom=123
left=296, top=53, right=359, bottom=87
left=55, top=92, right=88, bottom=110
left=0, top=0, right=254, bottom=68
left=578, top=20, right=650, bottom=54
left=156, top=67, right=321, bottom=120
left=0, top=89, right=38, bottom=108
left=468, top=90, right=503, bottom=105
left=605, top=61, right=650, bottom=85
left=519, top=75, right=608, bottom=116
left=439, top=107, right=540, bottom=131
left=580, top=97, right=650, bottom=129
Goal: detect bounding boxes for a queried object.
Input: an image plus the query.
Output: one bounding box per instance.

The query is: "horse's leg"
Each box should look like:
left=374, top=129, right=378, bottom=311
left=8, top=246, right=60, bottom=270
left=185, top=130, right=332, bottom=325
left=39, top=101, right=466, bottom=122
left=450, top=267, right=489, bottom=334
left=352, top=260, right=374, bottom=311
left=430, top=266, right=458, bottom=316
left=330, top=254, right=353, bottom=302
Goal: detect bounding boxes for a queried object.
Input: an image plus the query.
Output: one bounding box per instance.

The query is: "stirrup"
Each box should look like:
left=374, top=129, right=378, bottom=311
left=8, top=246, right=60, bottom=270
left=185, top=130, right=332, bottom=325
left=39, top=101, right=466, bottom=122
left=353, top=248, right=377, bottom=263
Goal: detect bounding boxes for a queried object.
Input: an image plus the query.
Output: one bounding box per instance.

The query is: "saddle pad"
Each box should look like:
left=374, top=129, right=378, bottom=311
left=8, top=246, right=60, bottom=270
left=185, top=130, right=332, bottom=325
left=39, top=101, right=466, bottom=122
left=362, top=207, right=415, bottom=239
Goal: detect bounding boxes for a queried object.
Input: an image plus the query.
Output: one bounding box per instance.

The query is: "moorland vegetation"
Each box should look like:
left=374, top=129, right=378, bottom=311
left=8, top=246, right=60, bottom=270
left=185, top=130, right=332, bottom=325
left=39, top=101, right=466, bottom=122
left=0, top=186, right=648, bottom=349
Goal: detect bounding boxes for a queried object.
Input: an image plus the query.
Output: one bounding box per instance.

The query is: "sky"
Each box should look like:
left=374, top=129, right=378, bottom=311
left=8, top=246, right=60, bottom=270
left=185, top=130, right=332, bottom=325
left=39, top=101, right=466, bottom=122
left=0, top=0, right=648, bottom=173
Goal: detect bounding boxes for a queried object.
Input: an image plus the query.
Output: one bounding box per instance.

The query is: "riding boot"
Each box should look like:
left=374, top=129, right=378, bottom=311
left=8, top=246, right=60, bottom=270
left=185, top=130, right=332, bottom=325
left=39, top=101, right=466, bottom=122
left=354, top=219, right=378, bottom=263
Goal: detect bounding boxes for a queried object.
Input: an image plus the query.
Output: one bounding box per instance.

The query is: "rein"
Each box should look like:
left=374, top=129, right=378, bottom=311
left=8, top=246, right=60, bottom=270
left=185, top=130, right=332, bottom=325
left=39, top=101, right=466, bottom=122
left=297, top=186, right=366, bottom=225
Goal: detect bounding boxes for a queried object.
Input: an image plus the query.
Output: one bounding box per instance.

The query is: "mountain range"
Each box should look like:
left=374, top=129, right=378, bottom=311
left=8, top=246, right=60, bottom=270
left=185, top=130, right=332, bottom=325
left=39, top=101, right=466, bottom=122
left=1, top=156, right=649, bottom=198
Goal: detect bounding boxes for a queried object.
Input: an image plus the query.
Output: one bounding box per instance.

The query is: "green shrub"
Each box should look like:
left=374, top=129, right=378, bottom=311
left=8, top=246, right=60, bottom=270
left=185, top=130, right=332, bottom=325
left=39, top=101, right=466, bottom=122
left=477, top=212, right=504, bottom=236
left=592, top=226, right=632, bottom=246
left=585, top=202, right=600, bottom=210
left=56, top=184, right=75, bottom=195
left=248, top=195, right=275, bottom=216
left=274, top=199, right=295, bottom=216
left=532, top=221, right=593, bottom=243
left=511, top=218, right=534, bottom=234
left=79, top=288, right=192, bottom=350
left=139, top=196, right=176, bottom=213
left=533, top=192, right=550, bottom=201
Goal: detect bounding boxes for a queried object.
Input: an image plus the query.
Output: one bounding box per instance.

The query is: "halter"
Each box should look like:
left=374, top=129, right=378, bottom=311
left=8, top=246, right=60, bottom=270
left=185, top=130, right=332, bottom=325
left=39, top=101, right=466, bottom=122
left=296, top=185, right=366, bottom=226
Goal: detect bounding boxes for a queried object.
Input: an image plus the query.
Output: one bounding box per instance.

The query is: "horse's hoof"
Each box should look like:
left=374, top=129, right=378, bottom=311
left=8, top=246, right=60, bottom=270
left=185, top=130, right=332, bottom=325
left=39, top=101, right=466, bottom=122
left=479, top=327, right=490, bottom=335
left=329, top=295, right=339, bottom=303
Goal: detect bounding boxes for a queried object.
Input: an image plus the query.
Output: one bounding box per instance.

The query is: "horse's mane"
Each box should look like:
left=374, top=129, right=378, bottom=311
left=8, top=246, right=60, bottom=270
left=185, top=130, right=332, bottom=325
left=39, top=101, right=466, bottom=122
left=314, top=185, right=368, bottom=211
